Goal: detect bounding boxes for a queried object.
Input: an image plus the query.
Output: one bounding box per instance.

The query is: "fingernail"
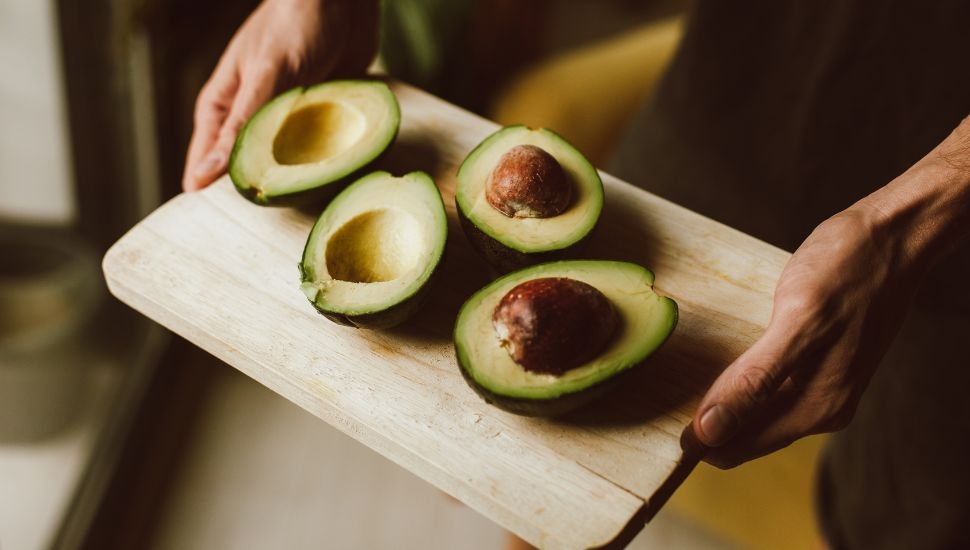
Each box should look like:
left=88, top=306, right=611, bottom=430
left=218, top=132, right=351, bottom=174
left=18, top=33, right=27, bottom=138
left=195, top=151, right=225, bottom=177
left=699, top=405, right=738, bottom=447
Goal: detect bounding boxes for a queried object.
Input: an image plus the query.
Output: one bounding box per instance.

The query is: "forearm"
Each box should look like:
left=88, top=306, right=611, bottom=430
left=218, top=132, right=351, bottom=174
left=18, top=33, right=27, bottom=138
left=858, top=116, right=970, bottom=273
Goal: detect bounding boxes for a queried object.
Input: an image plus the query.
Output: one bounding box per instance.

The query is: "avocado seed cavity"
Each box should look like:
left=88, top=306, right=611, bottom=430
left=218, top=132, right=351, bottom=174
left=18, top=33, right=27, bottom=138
left=273, top=101, right=366, bottom=165
left=485, top=145, right=572, bottom=218
left=492, top=277, right=618, bottom=375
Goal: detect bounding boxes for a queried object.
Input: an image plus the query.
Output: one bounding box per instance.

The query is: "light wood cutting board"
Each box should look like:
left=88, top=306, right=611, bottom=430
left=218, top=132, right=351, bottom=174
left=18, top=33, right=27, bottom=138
left=103, top=81, right=790, bottom=549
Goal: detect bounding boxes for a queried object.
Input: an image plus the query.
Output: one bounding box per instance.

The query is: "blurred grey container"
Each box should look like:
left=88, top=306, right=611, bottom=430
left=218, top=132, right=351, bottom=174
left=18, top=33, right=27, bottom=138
left=0, top=226, right=101, bottom=442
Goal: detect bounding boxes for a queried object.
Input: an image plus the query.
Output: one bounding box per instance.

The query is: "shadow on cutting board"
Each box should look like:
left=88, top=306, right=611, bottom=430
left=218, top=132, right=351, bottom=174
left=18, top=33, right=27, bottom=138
left=383, top=220, right=493, bottom=345
left=377, top=142, right=727, bottom=427
left=287, top=130, right=449, bottom=219
left=389, top=221, right=723, bottom=429
left=553, top=322, right=722, bottom=428
left=375, top=132, right=452, bottom=178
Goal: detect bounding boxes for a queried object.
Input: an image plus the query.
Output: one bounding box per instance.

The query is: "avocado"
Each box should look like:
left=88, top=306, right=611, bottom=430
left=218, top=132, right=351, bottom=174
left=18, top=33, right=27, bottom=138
left=299, top=171, right=446, bottom=329
left=454, top=260, right=677, bottom=416
left=456, top=126, right=604, bottom=273
left=229, top=80, right=400, bottom=206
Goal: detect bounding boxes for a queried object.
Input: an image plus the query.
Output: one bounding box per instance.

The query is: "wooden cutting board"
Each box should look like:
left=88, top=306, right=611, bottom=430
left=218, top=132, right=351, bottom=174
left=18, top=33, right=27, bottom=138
left=103, top=81, right=790, bottom=549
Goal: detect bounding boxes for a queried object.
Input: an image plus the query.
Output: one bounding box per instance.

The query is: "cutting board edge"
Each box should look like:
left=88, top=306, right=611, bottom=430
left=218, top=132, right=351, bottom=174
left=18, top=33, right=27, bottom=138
left=101, top=217, right=652, bottom=550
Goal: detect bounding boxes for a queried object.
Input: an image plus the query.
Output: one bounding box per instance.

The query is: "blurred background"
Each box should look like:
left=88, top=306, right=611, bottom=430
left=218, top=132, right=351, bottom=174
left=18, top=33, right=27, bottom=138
left=1, top=0, right=825, bottom=548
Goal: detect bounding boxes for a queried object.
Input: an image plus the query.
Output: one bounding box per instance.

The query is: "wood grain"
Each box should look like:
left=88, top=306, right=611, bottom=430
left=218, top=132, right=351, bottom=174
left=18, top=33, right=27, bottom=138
left=102, top=81, right=790, bottom=549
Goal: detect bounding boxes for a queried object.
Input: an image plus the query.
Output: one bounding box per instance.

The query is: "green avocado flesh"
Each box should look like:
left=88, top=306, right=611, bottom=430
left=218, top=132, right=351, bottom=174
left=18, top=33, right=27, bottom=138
left=299, top=171, right=446, bottom=329
left=456, top=126, right=604, bottom=271
left=229, top=80, right=400, bottom=205
left=454, top=260, right=677, bottom=416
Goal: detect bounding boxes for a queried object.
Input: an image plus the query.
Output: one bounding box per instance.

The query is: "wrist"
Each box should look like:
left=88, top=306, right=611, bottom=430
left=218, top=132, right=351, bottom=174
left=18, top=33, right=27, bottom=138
left=857, top=124, right=970, bottom=273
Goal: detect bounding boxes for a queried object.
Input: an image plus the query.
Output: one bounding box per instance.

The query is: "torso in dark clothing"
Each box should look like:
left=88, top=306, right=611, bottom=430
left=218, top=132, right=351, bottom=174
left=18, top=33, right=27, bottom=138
left=608, top=3, right=970, bottom=548
left=610, top=0, right=970, bottom=310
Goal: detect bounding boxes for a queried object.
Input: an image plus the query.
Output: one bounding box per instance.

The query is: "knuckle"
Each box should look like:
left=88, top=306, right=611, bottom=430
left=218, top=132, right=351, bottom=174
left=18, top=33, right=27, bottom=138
left=215, top=133, right=234, bottom=152
left=246, top=60, right=277, bottom=81
left=194, top=93, right=220, bottom=123
left=194, top=77, right=235, bottom=122
left=777, top=288, right=823, bottom=319
left=224, top=116, right=245, bottom=135
left=216, top=120, right=245, bottom=148
left=733, top=365, right=776, bottom=408
left=193, top=100, right=209, bottom=122
left=195, top=81, right=218, bottom=108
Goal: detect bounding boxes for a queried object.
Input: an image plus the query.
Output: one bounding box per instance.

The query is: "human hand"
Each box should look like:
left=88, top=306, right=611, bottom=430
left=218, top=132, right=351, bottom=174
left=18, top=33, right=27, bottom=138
left=691, top=203, right=917, bottom=468
left=183, top=0, right=377, bottom=192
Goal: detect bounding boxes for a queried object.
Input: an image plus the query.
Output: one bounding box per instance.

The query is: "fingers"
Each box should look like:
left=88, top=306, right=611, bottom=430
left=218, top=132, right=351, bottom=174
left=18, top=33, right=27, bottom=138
left=692, top=319, right=802, bottom=449
left=701, top=378, right=805, bottom=468
left=201, top=66, right=278, bottom=185
left=183, top=56, right=277, bottom=193
left=703, top=377, right=854, bottom=468
left=691, top=283, right=842, bottom=451
left=694, top=324, right=855, bottom=468
left=183, top=63, right=239, bottom=192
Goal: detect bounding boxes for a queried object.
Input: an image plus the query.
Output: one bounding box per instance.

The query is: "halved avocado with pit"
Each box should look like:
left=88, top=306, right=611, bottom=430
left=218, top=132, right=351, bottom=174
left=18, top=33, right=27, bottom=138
left=456, top=126, right=604, bottom=273
left=230, top=80, right=400, bottom=206
left=299, top=171, right=446, bottom=329
left=454, top=260, right=677, bottom=416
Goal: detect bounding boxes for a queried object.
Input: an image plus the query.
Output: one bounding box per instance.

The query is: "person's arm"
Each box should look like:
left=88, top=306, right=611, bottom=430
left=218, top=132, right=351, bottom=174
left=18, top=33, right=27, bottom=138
left=692, top=116, right=970, bottom=468
left=182, top=0, right=379, bottom=192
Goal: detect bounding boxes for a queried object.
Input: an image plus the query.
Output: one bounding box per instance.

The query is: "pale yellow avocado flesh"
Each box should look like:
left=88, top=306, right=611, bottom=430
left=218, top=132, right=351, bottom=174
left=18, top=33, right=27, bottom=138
left=300, top=171, right=446, bottom=316
left=324, top=209, right=423, bottom=283
left=230, top=80, right=400, bottom=201
left=273, top=100, right=368, bottom=165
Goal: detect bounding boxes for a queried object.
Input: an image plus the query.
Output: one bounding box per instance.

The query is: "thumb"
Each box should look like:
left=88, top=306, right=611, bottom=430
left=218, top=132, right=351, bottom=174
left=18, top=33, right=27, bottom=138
left=195, top=69, right=277, bottom=188
left=693, top=324, right=798, bottom=447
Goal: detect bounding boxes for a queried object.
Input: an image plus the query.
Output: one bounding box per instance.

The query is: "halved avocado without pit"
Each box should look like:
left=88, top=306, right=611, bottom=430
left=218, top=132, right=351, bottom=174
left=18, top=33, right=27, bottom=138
left=454, top=260, right=677, bottom=416
left=230, top=80, right=400, bottom=206
left=456, top=126, right=604, bottom=272
left=299, top=171, right=447, bottom=329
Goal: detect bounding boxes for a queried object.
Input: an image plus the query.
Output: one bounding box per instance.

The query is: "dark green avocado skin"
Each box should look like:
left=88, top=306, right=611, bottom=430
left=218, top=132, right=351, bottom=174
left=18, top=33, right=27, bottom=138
left=456, top=353, right=623, bottom=417
left=311, top=280, right=431, bottom=330
left=298, top=247, right=443, bottom=330
left=454, top=124, right=603, bottom=274
left=456, top=203, right=593, bottom=275
left=230, top=139, right=397, bottom=207
left=231, top=175, right=344, bottom=207
left=454, top=279, right=679, bottom=417
left=227, top=79, right=400, bottom=207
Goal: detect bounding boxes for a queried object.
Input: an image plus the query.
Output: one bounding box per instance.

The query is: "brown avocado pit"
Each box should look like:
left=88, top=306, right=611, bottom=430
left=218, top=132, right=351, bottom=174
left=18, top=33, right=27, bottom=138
left=492, top=277, right=618, bottom=376
left=485, top=144, right=572, bottom=218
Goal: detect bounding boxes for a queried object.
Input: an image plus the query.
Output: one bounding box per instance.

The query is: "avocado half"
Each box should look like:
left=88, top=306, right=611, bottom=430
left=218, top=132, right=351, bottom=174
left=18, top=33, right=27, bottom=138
left=299, top=171, right=447, bottom=329
left=454, top=260, right=677, bottom=416
left=455, top=126, right=604, bottom=273
left=229, top=80, right=400, bottom=206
